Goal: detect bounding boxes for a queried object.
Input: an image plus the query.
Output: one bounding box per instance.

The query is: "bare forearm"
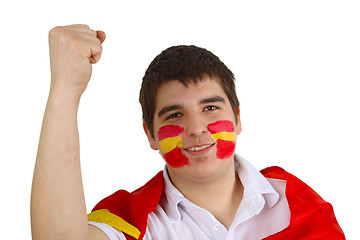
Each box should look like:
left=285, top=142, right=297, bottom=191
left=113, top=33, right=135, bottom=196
left=31, top=24, right=106, bottom=240
left=31, top=89, right=88, bottom=239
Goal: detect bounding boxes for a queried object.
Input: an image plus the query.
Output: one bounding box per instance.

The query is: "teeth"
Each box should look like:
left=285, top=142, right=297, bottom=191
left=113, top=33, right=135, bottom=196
left=187, top=144, right=212, bottom=151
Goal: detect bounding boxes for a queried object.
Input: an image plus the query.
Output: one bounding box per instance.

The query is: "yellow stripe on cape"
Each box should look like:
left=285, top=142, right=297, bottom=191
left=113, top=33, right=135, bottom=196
left=159, top=136, right=183, bottom=153
left=88, top=209, right=140, bottom=239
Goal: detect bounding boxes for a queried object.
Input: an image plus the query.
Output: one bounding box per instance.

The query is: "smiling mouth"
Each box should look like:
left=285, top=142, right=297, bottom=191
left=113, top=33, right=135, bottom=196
left=185, top=143, right=215, bottom=152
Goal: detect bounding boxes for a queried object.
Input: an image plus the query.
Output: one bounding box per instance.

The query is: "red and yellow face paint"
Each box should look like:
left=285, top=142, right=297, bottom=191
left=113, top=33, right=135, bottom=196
left=158, top=120, right=236, bottom=168
left=208, top=120, right=236, bottom=159
left=158, top=125, right=189, bottom=168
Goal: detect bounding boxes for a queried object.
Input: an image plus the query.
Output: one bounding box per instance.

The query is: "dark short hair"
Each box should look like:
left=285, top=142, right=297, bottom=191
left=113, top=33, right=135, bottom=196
left=139, top=45, right=239, bottom=138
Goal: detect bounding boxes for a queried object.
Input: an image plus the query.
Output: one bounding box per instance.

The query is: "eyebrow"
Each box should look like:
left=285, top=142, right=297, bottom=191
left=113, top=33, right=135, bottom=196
left=157, top=95, right=226, bottom=118
left=158, top=104, right=183, bottom=118
left=199, top=95, right=226, bottom=105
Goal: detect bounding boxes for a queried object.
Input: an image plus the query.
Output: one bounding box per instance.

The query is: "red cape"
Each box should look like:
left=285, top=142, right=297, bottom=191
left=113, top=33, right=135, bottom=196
left=90, top=167, right=345, bottom=239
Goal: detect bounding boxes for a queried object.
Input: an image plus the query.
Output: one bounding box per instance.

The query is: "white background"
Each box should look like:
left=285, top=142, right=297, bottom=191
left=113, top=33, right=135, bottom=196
left=1, top=0, right=358, bottom=239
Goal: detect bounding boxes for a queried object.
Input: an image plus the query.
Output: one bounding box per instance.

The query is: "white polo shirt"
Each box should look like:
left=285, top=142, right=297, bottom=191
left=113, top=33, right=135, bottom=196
left=89, top=155, right=290, bottom=240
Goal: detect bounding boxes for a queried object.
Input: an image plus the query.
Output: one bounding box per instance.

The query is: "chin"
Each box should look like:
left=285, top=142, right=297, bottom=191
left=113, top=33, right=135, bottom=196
left=187, top=156, right=228, bottom=176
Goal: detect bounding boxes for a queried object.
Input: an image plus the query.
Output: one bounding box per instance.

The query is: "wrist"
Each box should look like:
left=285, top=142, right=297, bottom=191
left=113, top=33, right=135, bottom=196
left=49, top=81, right=85, bottom=102
left=48, top=85, right=82, bottom=109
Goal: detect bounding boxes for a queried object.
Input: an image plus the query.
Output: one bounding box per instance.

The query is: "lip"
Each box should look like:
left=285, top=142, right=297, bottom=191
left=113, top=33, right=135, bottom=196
left=183, top=143, right=215, bottom=156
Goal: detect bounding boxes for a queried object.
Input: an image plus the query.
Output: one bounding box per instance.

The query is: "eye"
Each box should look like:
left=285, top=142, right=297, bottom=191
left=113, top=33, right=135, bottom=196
left=204, top=105, right=218, bottom=111
left=166, top=112, right=182, bottom=120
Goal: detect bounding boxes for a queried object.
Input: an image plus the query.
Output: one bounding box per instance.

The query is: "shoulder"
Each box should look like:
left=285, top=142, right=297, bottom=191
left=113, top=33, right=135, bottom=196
left=261, top=165, right=315, bottom=190
left=92, top=171, right=164, bottom=210
left=261, top=166, right=326, bottom=204
left=89, top=171, right=164, bottom=240
left=260, top=166, right=287, bottom=179
left=260, top=166, right=345, bottom=239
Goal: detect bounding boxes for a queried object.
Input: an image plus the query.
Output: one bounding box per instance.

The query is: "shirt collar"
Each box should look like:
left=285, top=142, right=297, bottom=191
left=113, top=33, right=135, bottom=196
left=235, top=155, right=280, bottom=210
left=161, top=154, right=280, bottom=222
left=162, top=167, right=185, bottom=222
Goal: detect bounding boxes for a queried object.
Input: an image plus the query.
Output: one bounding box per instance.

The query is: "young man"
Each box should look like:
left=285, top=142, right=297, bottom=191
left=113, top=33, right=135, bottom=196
left=31, top=25, right=345, bottom=240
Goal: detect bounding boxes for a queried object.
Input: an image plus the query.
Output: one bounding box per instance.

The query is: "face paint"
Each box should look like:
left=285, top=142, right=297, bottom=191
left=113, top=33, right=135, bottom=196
left=208, top=120, right=236, bottom=159
left=158, top=125, right=189, bottom=168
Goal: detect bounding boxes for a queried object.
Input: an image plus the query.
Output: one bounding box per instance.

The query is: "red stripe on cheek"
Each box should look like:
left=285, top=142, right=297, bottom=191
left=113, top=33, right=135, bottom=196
left=158, top=125, right=189, bottom=168
left=164, top=148, right=189, bottom=168
left=216, top=139, right=236, bottom=159
left=208, top=120, right=236, bottom=160
left=207, top=120, right=234, bottom=133
left=158, top=125, right=184, bottom=141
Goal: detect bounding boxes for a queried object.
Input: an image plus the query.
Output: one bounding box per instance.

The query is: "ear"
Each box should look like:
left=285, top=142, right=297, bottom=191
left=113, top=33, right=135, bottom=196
left=235, top=108, right=242, bottom=135
left=143, top=122, right=159, bottom=150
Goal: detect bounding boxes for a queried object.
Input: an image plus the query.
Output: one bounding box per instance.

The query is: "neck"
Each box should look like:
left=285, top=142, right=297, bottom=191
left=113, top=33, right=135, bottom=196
left=167, top=162, right=243, bottom=229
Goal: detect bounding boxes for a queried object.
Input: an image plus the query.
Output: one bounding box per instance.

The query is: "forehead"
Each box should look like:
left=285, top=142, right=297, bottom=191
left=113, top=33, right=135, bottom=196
left=155, top=78, right=229, bottom=110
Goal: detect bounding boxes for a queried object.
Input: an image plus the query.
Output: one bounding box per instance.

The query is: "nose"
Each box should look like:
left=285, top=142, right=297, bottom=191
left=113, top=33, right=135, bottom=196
left=184, top=114, right=208, bottom=138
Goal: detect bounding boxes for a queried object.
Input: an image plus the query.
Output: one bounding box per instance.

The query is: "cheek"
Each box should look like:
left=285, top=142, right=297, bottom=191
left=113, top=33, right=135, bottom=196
left=158, top=125, right=184, bottom=140
left=215, top=140, right=236, bottom=159
left=208, top=120, right=234, bottom=132
left=164, top=148, right=190, bottom=168
left=208, top=120, right=236, bottom=159
left=158, top=125, right=189, bottom=168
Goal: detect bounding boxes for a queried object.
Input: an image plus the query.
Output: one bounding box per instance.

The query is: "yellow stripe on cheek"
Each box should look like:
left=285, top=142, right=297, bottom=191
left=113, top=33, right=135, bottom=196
left=211, top=132, right=236, bottom=142
left=159, top=136, right=183, bottom=153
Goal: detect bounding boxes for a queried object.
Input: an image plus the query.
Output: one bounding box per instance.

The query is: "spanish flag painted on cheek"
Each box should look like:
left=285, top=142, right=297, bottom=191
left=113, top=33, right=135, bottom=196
left=158, top=125, right=189, bottom=168
left=208, top=120, right=236, bottom=159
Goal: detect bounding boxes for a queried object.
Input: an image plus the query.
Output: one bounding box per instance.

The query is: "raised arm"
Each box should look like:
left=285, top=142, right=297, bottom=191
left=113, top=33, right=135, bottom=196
left=31, top=24, right=108, bottom=240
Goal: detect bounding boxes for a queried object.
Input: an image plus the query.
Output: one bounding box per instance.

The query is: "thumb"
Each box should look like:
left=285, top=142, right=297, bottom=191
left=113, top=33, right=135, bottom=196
left=96, top=30, right=106, bottom=44
left=89, top=47, right=103, bottom=64
left=89, top=31, right=106, bottom=64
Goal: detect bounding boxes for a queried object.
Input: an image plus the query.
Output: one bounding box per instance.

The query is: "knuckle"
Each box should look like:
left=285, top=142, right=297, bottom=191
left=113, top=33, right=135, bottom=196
left=49, top=26, right=67, bottom=39
left=50, top=26, right=66, bottom=34
left=49, top=26, right=61, bottom=38
left=49, top=26, right=76, bottom=43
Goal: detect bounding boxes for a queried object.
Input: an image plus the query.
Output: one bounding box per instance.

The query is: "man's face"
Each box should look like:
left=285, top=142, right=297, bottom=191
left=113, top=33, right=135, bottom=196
left=144, top=77, right=241, bottom=181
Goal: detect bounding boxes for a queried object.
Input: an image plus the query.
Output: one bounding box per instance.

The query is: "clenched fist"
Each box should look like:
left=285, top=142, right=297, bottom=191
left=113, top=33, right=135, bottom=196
left=49, top=24, right=106, bottom=97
